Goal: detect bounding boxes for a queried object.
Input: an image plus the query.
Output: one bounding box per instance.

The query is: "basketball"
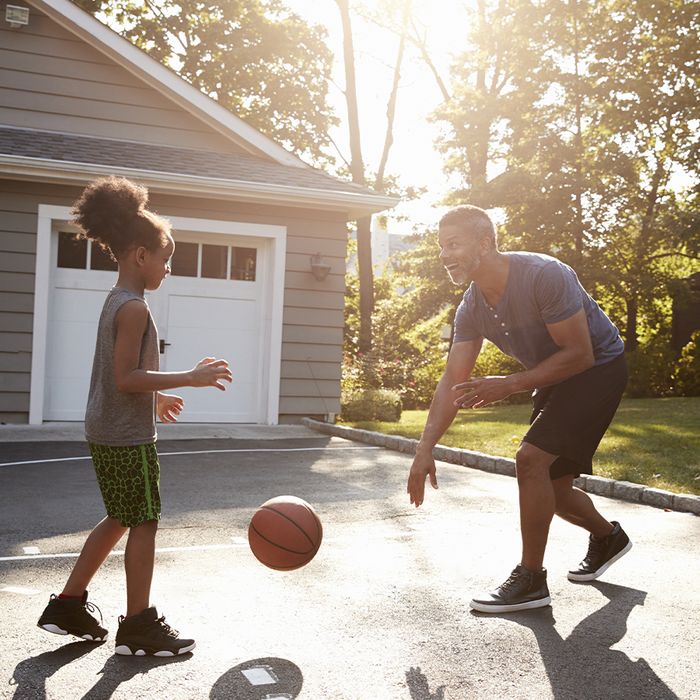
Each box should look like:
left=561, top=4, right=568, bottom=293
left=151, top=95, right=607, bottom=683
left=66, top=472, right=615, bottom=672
left=248, top=495, right=323, bottom=571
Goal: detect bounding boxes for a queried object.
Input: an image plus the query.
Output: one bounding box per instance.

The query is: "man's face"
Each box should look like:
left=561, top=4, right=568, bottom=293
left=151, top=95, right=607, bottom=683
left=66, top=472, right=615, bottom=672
left=438, top=224, right=486, bottom=286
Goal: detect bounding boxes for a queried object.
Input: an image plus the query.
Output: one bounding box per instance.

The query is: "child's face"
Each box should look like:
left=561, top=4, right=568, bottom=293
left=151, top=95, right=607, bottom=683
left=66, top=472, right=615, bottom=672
left=143, top=234, right=174, bottom=291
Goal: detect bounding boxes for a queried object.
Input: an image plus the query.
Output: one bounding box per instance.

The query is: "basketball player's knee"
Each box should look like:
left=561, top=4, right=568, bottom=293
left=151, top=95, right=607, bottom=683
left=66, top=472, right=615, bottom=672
left=515, top=445, right=549, bottom=483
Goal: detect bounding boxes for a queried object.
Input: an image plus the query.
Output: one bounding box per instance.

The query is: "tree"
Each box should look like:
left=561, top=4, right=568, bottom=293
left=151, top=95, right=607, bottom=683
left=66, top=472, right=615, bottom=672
left=435, top=0, right=699, bottom=352
left=72, top=0, right=338, bottom=164
left=335, top=0, right=413, bottom=353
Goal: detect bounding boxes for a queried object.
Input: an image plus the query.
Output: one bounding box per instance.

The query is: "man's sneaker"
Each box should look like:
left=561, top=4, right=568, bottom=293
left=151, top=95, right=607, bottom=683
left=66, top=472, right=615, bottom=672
left=37, top=591, right=107, bottom=641
left=568, top=521, right=632, bottom=582
left=115, top=607, right=195, bottom=656
left=470, top=565, right=551, bottom=613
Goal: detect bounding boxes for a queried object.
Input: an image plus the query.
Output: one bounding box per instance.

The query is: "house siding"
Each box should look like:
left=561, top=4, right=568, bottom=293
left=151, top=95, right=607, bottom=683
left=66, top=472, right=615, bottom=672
left=0, top=4, right=250, bottom=154
left=0, top=180, right=347, bottom=424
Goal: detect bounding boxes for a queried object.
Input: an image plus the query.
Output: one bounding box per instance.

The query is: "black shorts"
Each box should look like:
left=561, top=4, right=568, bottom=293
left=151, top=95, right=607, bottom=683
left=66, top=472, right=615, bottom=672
left=522, top=353, right=627, bottom=480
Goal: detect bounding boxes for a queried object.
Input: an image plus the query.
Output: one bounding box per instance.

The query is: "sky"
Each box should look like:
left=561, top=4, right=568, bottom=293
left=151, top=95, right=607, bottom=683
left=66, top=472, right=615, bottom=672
left=284, top=1, right=470, bottom=234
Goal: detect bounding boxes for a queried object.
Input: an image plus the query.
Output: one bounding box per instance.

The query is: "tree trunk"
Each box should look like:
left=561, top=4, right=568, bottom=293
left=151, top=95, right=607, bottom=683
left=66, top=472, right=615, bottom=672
left=625, top=295, right=638, bottom=352
left=337, top=0, right=373, bottom=352
left=356, top=216, right=374, bottom=352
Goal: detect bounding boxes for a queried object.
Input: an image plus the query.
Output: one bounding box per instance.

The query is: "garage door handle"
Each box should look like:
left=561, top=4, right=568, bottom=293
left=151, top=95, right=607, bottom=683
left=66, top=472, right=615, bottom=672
left=159, top=340, right=171, bottom=354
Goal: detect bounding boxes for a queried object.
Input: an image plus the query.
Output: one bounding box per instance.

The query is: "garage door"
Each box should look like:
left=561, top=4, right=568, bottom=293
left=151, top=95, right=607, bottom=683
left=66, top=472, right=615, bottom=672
left=44, top=231, right=266, bottom=423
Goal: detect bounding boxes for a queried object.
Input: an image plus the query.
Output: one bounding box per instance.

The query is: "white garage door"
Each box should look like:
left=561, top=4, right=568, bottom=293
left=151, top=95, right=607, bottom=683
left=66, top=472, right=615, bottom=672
left=44, top=231, right=266, bottom=423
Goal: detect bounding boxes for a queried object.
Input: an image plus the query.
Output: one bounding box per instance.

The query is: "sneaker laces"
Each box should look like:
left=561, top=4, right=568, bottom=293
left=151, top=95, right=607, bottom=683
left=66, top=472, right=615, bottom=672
left=156, top=616, right=178, bottom=638
left=499, top=568, right=528, bottom=593
left=584, top=536, right=606, bottom=562
left=83, top=599, right=104, bottom=626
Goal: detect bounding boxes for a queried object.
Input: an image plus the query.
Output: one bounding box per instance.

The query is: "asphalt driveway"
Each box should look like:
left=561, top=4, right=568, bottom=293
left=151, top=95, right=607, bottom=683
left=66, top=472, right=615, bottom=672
left=1, top=431, right=698, bottom=699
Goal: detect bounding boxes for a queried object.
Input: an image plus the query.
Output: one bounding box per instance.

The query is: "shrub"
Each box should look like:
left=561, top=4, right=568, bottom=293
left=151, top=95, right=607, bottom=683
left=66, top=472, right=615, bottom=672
left=625, top=336, right=677, bottom=397
left=341, top=388, right=402, bottom=422
left=674, top=331, right=700, bottom=396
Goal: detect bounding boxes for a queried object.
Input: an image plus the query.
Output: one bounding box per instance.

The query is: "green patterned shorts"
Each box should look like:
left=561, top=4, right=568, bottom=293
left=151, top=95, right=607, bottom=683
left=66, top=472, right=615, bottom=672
left=89, top=443, right=161, bottom=528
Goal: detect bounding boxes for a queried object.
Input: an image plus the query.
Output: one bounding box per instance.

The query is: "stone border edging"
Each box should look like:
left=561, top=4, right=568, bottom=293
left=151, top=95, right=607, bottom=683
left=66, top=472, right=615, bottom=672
left=302, top=418, right=700, bottom=515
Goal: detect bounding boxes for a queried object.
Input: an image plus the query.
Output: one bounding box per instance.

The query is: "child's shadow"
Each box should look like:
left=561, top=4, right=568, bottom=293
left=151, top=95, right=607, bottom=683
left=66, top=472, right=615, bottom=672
left=81, top=653, right=191, bottom=699
left=472, top=581, right=677, bottom=699
left=9, top=641, right=102, bottom=700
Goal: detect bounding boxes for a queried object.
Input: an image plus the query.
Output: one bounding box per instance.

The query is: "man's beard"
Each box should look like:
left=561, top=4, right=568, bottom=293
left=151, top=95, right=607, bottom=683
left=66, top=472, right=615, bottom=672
left=447, top=253, right=482, bottom=286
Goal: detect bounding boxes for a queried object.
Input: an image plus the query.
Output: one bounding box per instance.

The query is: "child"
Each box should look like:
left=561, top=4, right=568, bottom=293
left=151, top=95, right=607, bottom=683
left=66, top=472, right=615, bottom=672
left=37, top=176, right=232, bottom=656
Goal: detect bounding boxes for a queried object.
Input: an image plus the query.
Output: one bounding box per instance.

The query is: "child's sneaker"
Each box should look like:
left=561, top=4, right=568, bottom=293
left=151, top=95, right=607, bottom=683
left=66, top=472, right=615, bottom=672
left=37, top=591, right=107, bottom=641
left=114, top=607, right=195, bottom=656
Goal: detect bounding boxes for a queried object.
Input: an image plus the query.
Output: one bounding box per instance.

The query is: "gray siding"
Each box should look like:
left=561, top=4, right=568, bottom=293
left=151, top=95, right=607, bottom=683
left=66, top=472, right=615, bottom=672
left=0, top=3, right=249, bottom=153
left=0, top=181, right=347, bottom=423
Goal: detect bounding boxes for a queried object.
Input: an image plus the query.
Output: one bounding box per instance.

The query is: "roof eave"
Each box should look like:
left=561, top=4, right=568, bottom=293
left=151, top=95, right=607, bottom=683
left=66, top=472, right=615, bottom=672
left=0, top=156, right=399, bottom=219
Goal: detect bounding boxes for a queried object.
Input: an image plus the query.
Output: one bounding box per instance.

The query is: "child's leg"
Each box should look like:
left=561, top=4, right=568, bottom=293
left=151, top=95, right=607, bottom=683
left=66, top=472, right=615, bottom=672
left=124, top=519, right=158, bottom=617
left=62, top=516, right=127, bottom=596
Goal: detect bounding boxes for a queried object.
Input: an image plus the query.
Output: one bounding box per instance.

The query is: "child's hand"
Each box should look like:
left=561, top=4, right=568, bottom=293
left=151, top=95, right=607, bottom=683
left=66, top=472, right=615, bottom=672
left=157, top=392, right=184, bottom=423
left=191, top=357, right=233, bottom=391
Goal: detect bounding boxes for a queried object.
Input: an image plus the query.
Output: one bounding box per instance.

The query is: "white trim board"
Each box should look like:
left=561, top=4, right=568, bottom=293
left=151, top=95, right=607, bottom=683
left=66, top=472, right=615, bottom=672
left=29, top=205, right=286, bottom=425
left=0, top=155, right=397, bottom=218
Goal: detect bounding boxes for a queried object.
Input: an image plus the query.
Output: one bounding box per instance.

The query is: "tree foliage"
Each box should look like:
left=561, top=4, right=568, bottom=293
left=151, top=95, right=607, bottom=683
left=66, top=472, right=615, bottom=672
left=73, top=0, right=338, bottom=164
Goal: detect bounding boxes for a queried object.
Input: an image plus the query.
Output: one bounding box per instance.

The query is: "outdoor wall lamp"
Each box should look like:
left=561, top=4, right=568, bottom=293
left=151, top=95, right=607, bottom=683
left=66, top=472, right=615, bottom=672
left=310, top=252, right=331, bottom=281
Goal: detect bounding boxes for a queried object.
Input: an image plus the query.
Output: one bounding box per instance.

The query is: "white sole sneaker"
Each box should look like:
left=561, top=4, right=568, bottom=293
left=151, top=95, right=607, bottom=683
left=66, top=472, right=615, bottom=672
left=114, top=641, right=196, bottom=656
left=567, top=540, right=633, bottom=582
left=469, top=595, right=551, bottom=613
left=38, top=623, right=106, bottom=641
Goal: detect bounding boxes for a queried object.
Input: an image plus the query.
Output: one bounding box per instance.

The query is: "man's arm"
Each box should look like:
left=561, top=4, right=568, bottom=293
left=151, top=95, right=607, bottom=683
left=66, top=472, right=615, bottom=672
left=453, top=308, right=594, bottom=408
left=407, top=338, right=482, bottom=507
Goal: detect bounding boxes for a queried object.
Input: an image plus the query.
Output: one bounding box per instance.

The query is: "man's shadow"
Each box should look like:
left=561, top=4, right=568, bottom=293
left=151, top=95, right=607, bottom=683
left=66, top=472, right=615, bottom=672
left=473, top=581, right=677, bottom=699
left=9, top=641, right=101, bottom=700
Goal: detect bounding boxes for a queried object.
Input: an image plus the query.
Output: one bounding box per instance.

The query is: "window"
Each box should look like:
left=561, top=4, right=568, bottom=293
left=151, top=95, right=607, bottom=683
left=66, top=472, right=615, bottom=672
left=57, top=232, right=87, bottom=268
left=201, top=244, right=227, bottom=279
left=231, top=247, right=257, bottom=281
left=90, top=242, right=118, bottom=271
left=171, top=242, right=198, bottom=277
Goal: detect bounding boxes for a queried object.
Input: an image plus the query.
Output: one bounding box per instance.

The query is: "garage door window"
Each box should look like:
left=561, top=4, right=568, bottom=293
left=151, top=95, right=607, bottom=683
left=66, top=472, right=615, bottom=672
left=170, top=242, right=256, bottom=281
left=57, top=232, right=87, bottom=268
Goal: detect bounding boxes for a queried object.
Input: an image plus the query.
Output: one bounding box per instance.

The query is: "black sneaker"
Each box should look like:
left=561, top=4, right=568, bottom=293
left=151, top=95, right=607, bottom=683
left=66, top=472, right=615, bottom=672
left=115, top=607, right=195, bottom=656
left=568, top=521, right=632, bottom=582
left=470, top=565, right=551, bottom=613
left=37, top=591, right=107, bottom=641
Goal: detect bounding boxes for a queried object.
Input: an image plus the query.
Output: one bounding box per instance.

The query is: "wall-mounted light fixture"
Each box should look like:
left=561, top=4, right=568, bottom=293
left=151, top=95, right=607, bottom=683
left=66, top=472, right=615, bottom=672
left=310, top=252, right=331, bottom=281
left=5, top=5, right=30, bottom=28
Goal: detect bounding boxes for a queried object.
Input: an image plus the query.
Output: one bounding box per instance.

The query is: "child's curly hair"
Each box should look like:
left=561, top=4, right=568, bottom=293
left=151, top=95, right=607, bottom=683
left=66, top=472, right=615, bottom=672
left=71, top=176, right=171, bottom=259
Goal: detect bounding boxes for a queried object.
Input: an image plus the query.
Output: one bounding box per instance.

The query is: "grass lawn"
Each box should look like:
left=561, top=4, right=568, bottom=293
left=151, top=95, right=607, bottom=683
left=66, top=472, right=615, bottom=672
left=345, top=397, right=700, bottom=495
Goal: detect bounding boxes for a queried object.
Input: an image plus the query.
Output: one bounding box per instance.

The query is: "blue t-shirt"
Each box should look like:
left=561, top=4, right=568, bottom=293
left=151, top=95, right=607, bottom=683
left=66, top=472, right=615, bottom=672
left=453, top=252, right=623, bottom=369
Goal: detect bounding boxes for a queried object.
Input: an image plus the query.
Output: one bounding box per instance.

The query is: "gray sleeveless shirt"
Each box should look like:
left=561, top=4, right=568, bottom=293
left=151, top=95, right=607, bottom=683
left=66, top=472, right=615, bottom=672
left=85, top=287, right=160, bottom=446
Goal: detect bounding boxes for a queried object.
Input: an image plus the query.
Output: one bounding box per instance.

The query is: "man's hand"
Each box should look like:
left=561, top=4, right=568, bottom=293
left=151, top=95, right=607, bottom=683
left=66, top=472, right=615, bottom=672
left=157, top=392, right=183, bottom=423
left=407, top=450, right=438, bottom=508
left=452, top=375, right=520, bottom=409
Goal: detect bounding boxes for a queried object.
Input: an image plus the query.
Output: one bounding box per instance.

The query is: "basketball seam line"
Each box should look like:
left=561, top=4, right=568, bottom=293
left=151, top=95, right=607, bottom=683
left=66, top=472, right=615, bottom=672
left=249, top=523, right=317, bottom=556
left=260, top=505, right=319, bottom=549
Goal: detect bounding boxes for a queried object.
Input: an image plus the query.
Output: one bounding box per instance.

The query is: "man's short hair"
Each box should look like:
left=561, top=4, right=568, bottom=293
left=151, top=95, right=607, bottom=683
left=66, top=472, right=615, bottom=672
left=439, top=205, right=497, bottom=248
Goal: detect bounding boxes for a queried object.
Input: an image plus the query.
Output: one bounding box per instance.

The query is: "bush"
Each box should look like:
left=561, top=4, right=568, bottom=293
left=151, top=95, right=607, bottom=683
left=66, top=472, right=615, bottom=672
left=341, top=388, right=402, bottom=422
left=674, top=331, right=700, bottom=396
left=472, top=341, right=531, bottom=404
left=625, top=336, right=677, bottom=397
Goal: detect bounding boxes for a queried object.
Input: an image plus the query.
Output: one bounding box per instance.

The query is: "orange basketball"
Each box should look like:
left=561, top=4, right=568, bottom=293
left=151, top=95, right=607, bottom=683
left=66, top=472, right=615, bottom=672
left=248, top=495, right=323, bottom=571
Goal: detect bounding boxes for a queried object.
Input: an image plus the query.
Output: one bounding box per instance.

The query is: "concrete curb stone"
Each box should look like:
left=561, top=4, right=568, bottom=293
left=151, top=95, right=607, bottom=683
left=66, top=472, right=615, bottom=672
left=303, top=418, right=700, bottom=515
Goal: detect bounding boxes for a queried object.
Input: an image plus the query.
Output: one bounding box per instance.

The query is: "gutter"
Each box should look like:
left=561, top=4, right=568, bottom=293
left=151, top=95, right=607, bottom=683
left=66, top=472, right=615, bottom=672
left=0, top=155, right=399, bottom=218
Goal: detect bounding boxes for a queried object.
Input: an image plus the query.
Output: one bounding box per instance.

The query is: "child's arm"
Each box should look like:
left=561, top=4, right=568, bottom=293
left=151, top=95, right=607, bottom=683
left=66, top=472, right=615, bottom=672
left=113, top=300, right=232, bottom=393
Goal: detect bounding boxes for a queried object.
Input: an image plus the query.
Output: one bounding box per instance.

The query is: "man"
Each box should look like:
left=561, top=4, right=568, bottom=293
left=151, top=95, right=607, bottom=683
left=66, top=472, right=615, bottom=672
left=407, top=205, right=631, bottom=613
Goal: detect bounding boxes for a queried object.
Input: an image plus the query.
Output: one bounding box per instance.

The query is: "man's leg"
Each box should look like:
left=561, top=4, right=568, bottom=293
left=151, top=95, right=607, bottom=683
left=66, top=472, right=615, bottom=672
left=552, top=475, right=613, bottom=538
left=516, top=442, right=558, bottom=571
left=469, top=441, right=555, bottom=612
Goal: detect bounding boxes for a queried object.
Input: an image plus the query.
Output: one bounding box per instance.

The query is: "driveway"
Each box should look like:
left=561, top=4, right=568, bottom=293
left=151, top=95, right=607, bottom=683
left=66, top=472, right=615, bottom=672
left=1, top=428, right=698, bottom=699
